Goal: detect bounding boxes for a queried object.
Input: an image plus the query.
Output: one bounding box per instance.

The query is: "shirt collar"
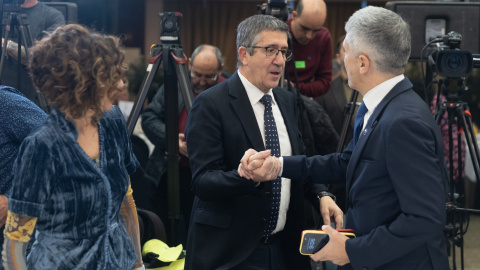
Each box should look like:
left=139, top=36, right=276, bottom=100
left=363, top=74, right=404, bottom=113
left=238, top=69, right=276, bottom=106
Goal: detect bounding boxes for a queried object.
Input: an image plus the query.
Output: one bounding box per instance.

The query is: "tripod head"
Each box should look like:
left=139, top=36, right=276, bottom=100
left=159, top=12, right=182, bottom=45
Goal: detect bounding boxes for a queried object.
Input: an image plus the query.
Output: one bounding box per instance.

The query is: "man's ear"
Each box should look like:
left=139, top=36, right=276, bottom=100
left=359, top=54, right=370, bottom=75
left=238, top=46, right=248, bottom=66
left=188, top=57, right=193, bottom=70
left=292, top=10, right=298, bottom=20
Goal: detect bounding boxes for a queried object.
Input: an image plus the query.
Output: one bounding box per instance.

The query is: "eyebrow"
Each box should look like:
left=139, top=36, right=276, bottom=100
left=258, top=44, right=289, bottom=50
left=299, top=23, right=322, bottom=32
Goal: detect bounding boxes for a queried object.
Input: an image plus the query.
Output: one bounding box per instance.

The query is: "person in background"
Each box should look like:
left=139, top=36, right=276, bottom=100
left=0, top=86, right=47, bottom=266
left=2, top=24, right=144, bottom=270
left=1, top=0, right=65, bottom=109
left=285, top=0, right=332, bottom=98
left=141, top=44, right=226, bottom=245
left=240, top=6, right=449, bottom=270
left=184, top=15, right=341, bottom=270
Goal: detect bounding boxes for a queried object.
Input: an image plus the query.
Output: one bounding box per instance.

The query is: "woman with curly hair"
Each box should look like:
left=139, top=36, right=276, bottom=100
left=2, top=24, right=144, bottom=270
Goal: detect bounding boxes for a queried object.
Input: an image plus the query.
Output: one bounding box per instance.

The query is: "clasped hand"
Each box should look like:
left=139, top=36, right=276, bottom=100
left=237, top=149, right=281, bottom=182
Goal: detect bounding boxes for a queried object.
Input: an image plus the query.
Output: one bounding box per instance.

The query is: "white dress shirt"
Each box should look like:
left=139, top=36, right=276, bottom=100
left=238, top=70, right=291, bottom=235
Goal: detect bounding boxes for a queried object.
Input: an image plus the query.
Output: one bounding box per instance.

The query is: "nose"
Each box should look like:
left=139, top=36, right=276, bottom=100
left=272, top=51, right=285, bottom=66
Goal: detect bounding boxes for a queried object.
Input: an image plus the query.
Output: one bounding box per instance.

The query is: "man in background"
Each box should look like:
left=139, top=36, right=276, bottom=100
left=286, top=0, right=332, bottom=98
left=141, top=44, right=226, bottom=244
left=1, top=0, right=65, bottom=110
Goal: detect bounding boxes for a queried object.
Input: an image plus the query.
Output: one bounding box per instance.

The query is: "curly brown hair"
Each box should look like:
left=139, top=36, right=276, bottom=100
left=30, top=24, right=127, bottom=123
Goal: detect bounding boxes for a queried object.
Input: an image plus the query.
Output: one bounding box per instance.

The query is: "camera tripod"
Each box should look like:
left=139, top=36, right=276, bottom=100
left=126, top=12, right=193, bottom=245
left=433, top=78, right=480, bottom=270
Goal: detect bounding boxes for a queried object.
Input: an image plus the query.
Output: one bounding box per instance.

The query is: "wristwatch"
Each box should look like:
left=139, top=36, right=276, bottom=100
left=317, top=190, right=336, bottom=202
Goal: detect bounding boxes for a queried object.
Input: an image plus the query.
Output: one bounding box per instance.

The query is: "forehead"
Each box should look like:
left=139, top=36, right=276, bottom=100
left=191, top=52, right=218, bottom=73
left=256, top=30, right=288, bottom=47
left=297, top=10, right=325, bottom=29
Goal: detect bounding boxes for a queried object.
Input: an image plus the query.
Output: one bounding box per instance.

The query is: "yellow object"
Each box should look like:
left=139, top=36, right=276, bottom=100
left=142, top=239, right=183, bottom=262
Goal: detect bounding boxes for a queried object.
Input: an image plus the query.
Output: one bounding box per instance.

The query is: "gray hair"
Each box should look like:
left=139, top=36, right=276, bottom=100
left=344, top=6, right=411, bottom=74
left=190, top=44, right=223, bottom=70
left=236, top=14, right=290, bottom=68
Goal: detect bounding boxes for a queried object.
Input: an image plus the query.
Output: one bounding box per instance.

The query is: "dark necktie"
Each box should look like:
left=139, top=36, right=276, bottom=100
left=353, top=102, right=368, bottom=145
left=260, top=94, right=281, bottom=237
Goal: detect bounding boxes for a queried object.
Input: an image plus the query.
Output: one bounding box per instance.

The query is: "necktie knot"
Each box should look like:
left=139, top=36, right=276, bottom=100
left=260, top=95, right=272, bottom=108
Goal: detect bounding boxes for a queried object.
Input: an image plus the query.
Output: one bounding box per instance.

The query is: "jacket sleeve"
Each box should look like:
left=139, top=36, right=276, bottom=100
left=141, top=86, right=167, bottom=147
left=2, top=211, right=37, bottom=270
left=120, top=183, right=143, bottom=269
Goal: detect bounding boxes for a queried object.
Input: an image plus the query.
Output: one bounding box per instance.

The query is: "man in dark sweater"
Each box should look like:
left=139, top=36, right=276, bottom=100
left=286, top=0, right=332, bottom=98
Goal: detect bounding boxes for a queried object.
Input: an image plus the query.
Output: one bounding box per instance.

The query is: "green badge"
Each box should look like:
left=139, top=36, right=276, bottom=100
left=295, top=61, right=306, bottom=69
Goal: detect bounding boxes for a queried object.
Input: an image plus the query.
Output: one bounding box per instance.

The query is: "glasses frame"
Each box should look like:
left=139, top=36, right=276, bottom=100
left=250, top=46, right=293, bottom=61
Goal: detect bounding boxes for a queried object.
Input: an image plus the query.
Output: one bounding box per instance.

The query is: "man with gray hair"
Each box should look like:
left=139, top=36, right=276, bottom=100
left=185, top=14, right=341, bottom=270
left=239, top=6, right=449, bottom=269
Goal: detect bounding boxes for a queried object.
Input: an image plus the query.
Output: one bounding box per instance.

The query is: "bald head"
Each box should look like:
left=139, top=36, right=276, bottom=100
left=291, top=0, right=327, bottom=45
left=189, top=44, right=224, bottom=93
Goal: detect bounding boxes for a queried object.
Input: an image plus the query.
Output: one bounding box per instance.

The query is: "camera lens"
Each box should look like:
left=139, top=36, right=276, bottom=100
left=445, top=54, right=463, bottom=71
left=164, top=19, right=173, bottom=30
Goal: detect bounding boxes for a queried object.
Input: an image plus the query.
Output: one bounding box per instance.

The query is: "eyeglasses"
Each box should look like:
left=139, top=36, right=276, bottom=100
left=251, top=46, right=293, bottom=61
left=190, top=71, right=218, bottom=82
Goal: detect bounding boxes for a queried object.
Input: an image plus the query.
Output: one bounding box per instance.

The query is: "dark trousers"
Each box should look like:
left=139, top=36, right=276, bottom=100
left=231, top=236, right=287, bottom=270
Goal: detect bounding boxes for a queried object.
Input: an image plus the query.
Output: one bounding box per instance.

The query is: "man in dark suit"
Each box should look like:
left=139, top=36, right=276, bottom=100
left=184, top=15, right=342, bottom=270
left=239, top=7, right=449, bottom=270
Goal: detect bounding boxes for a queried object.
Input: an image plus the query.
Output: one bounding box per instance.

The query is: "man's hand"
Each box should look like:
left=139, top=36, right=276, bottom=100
left=178, top=133, right=188, bottom=157
left=310, top=225, right=350, bottom=266
left=238, top=149, right=281, bottom=182
left=0, top=195, right=8, bottom=227
left=319, top=196, right=343, bottom=229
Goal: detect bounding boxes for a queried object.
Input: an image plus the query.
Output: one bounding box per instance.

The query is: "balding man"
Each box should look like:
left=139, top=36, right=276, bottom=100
left=286, top=0, right=332, bottom=98
left=141, top=44, right=226, bottom=243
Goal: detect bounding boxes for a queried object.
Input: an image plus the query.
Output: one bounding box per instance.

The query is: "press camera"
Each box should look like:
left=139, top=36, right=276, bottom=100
left=428, top=31, right=480, bottom=78
left=258, top=0, right=290, bottom=21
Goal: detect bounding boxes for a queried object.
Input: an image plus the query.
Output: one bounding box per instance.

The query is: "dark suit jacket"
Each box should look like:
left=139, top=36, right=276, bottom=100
left=185, top=72, right=314, bottom=270
left=283, top=78, right=449, bottom=270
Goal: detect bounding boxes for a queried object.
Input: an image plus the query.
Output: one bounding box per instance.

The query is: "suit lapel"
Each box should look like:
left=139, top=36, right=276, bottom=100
left=273, top=88, right=300, bottom=155
left=229, top=72, right=265, bottom=151
left=345, top=78, right=414, bottom=194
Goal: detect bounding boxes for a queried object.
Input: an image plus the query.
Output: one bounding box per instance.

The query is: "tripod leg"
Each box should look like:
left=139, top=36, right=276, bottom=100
left=0, top=14, right=13, bottom=85
left=170, top=47, right=194, bottom=112
left=126, top=48, right=164, bottom=136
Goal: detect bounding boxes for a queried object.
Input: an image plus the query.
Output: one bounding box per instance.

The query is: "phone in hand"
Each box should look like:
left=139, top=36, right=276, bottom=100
left=299, top=229, right=356, bottom=255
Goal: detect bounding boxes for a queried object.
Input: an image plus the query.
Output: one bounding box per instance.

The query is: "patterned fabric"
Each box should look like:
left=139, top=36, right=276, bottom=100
left=354, top=102, right=368, bottom=145
left=431, top=94, right=466, bottom=181
left=260, top=95, right=281, bottom=237
left=6, top=106, right=139, bottom=270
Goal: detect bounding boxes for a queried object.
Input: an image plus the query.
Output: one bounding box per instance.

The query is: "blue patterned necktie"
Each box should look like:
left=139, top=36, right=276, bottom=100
left=353, top=102, right=368, bottom=145
left=260, top=95, right=281, bottom=237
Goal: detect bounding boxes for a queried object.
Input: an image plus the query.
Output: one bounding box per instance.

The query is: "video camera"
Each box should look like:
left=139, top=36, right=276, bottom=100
left=159, top=12, right=181, bottom=45
left=0, top=0, right=24, bottom=13
left=428, top=31, right=480, bottom=78
left=258, top=0, right=290, bottom=22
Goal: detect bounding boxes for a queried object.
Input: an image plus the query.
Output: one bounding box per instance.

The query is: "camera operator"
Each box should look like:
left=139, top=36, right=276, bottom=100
left=286, top=0, right=332, bottom=98
left=1, top=0, right=65, bottom=109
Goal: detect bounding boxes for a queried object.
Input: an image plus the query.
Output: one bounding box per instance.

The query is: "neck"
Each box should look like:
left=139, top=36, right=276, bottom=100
left=21, top=0, right=38, bottom=8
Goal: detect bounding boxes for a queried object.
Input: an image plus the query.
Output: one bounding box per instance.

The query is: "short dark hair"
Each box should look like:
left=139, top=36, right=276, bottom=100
left=236, top=15, right=289, bottom=67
